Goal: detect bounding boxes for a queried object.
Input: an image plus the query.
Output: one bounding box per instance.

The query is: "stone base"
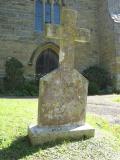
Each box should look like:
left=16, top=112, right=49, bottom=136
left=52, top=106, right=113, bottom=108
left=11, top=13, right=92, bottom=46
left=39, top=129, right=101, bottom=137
left=28, top=124, right=95, bottom=145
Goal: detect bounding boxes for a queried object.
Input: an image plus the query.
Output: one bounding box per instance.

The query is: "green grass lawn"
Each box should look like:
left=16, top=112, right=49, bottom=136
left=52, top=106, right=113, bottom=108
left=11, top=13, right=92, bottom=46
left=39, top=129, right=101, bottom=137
left=0, top=98, right=120, bottom=160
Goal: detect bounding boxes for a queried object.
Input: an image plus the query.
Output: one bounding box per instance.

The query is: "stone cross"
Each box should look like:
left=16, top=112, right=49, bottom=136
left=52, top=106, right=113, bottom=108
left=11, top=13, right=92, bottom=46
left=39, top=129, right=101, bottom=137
left=46, top=8, right=90, bottom=70
left=28, top=8, right=94, bottom=146
left=37, top=8, right=91, bottom=126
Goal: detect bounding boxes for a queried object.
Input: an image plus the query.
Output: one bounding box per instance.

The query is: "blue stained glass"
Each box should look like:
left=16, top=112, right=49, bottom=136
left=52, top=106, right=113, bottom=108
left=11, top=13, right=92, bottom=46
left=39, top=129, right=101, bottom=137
left=35, top=0, right=43, bottom=32
left=45, top=3, right=51, bottom=23
left=54, top=3, right=60, bottom=24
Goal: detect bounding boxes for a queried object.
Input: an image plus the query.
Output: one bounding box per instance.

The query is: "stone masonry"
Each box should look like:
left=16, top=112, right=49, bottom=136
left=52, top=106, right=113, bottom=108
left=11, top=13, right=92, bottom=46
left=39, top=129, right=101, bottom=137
left=0, top=0, right=120, bottom=89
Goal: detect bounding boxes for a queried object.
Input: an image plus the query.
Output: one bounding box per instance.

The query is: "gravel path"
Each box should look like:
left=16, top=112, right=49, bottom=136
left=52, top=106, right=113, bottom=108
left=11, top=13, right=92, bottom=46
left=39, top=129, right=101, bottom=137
left=87, top=95, right=120, bottom=124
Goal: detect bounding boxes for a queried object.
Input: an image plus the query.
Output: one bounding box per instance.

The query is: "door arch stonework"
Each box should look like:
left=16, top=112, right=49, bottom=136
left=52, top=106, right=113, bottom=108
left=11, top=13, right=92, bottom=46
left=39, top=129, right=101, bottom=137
left=27, top=42, right=60, bottom=77
left=29, top=42, right=59, bottom=65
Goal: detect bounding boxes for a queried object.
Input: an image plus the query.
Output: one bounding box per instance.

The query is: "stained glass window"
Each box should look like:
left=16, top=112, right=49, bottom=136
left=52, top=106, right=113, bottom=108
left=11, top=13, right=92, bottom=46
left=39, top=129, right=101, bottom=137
left=35, top=0, right=43, bottom=32
left=53, top=1, right=60, bottom=24
left=45, top=1, right=51, bottom=23
left=35, top=0, right=61, bottom=32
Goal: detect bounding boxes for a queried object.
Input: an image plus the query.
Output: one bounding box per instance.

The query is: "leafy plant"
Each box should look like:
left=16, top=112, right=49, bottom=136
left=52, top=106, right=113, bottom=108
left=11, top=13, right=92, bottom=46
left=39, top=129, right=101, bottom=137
left=4, top=57, right=24, bottom=90
left=82, top=65, right=113, bottom=95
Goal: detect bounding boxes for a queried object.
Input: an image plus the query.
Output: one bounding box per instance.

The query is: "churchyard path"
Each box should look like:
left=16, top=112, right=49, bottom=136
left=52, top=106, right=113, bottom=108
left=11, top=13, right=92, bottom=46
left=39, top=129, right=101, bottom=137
left=87, top=95, right=120, bottom=124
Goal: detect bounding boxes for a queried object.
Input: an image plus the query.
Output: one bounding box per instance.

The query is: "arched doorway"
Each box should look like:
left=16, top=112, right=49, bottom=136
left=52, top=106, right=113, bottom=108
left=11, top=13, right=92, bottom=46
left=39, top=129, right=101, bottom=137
left=36, top=48, right=59, bottom=78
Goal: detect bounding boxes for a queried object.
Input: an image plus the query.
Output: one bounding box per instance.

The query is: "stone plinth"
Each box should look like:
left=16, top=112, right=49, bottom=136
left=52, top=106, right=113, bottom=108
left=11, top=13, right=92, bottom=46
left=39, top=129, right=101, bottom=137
left=28, top=124, right=95, bottom=146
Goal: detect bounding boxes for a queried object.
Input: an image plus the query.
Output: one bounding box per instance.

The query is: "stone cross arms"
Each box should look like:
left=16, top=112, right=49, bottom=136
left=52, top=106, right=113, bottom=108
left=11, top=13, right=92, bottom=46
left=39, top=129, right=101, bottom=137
left=45, top=8, right=90, bottom=70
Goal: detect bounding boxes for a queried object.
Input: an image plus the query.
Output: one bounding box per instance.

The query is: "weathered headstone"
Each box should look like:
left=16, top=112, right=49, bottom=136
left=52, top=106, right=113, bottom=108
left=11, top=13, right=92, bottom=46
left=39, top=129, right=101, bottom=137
left=28, top=8, right=94, bottom=145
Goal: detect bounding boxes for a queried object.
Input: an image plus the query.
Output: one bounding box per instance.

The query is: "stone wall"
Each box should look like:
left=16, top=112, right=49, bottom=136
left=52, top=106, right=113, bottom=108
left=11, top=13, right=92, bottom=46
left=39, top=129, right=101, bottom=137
left=114, top=21, right=120, bottom=89
left=108, top=0, right=120, bottom=89
left=0, top=0, right=99, bottom=78
left=65, top=0, right=99, bottom=72
left=0, top=0, right=46, bottom=77
left=98, top=0, right=116, bottom=77
left=0, top=0, right=119, bottom=89
left=98, top=0, right=120, bottom=89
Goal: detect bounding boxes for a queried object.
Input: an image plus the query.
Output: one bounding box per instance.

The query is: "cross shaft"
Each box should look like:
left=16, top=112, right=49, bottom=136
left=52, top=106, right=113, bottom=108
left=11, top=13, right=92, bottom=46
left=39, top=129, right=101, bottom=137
left=45, top=7, right=90, bottom=70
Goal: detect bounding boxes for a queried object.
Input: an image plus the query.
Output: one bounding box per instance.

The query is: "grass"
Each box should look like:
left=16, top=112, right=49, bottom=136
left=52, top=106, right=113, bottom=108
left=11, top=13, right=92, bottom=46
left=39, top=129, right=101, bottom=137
left=0, top=98, right=120, bottom=160
left=113, top=96, right=120, bottom=103
left=87, top=115, right=120, bottom=143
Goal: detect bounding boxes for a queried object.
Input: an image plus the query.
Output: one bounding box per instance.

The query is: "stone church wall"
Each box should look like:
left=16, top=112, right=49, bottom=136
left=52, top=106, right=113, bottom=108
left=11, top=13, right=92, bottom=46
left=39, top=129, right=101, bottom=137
left=98, top=0, right=116, bottom=78
left=0, top=0, right=36, bottom=77
left=0, top=0, right=99, bottom=78
left=98, top=0, right=120, bottom=89
left=108, top=0, right=120, bottom=89
left=64, top=0, right=99, bottom=72
left=114, top=22, right=120, bottom=89
left=0, top=0, right=119, bottom=89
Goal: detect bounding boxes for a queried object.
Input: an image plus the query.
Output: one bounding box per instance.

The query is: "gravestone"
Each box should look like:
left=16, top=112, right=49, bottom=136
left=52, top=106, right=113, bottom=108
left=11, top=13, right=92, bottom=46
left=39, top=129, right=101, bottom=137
left=28, top=8, right=95, bottom=145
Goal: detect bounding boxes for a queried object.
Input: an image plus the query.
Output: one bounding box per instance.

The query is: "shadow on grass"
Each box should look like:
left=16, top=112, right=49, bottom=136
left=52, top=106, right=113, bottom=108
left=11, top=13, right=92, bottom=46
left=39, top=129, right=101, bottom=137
left=0, top=136, right=68, bottom=160
left=0, top=136, right=38, bottom=160
left=0, top=135, right=89, bottom=160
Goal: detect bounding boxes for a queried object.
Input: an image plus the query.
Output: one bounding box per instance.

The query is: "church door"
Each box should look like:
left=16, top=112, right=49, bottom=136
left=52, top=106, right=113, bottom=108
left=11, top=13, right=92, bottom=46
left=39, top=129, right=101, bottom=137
left=36, top=48, right=59, bottom=78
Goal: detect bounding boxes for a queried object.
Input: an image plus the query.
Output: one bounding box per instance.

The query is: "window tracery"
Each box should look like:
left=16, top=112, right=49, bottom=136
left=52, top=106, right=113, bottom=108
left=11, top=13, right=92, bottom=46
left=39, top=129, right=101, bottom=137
left=35, top=0, right=63, bottom=32
left=35, top=0, right=43, bottom=32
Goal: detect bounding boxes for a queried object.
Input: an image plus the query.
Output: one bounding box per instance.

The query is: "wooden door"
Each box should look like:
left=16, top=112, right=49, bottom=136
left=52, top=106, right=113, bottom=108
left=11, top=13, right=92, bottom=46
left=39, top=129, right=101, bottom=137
left=36, top=48, right=59, bottom=78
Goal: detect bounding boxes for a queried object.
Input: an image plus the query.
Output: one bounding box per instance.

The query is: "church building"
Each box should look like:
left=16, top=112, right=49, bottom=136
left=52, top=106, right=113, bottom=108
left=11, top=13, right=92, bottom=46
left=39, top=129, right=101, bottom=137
left=0, top=0, right=120, bottom=90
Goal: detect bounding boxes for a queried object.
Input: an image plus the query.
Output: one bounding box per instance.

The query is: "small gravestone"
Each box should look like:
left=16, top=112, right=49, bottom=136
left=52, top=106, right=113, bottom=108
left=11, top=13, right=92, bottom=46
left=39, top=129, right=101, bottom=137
left=28, top=8, right=94, bottom=145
